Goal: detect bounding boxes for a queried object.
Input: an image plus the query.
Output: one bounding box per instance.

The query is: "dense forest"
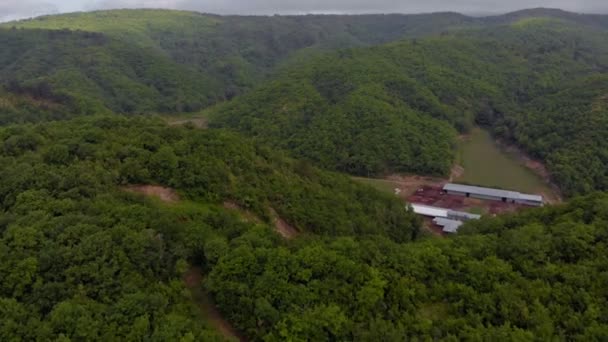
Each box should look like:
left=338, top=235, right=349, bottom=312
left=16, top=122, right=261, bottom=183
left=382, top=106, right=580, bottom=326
left=1, top=116, right=607, bottom=340
left=0, top=28, right=217, bottom=114
left=0, top=116, right=419, bottom=340
left=2, top=8, right=608, bottom=341
left=0, top=9, right=474, bottom=113
left=210, top=19, right=608, bottom=196
left=208, top=193, right=608, bottom=340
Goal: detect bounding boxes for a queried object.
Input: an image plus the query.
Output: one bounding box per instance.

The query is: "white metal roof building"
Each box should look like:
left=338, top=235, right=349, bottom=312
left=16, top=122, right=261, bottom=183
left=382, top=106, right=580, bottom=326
left=433, top=217, right=464, bottom=234
left=409, top=204, right=449, bottom=218
left=443, top=183, right=543, bottom=206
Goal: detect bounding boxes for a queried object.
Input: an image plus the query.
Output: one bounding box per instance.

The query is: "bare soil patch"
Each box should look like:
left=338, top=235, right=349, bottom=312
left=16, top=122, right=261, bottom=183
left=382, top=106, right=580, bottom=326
left=408, top=185, right=531, bottom=216
left=184, top=267, right=245, bottom=342
left=223, top=201, right=263, bottom=224
left=123, top=185, right=180, bottom=203
left=168, top=117, right=208, bottom=129
left=384, top=174, right=449, bottom=199
left=269, top=208, right=299, bottom=240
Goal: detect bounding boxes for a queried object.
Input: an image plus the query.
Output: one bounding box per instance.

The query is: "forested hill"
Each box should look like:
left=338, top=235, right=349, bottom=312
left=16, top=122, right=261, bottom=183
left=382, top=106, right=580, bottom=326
left=0, top=28, right=217, bottom=116
left=0, top=115, right=420, bottom=339
left=3, top=11, right=608, bottom=194
left=480, top=8, right=608, bottom=29
left=0, top=10, right=471, bottom=114
left=3, top=9, right=608, bottom=341
left=4, top=8, right=608, bottom=117
left=210, top=19, right=608, bottom=196
left=3, top=115, right=608, bottom=340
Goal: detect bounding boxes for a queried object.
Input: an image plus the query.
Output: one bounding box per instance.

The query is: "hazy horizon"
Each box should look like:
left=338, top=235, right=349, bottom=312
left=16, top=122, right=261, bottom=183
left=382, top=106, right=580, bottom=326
left=2, top=0, right=608, bottom=23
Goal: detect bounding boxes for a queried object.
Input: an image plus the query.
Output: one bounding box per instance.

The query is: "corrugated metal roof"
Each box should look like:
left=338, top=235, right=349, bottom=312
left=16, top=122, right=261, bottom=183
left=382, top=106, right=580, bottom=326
left=443, top=183, right=543, bottom=203
left=518, top=193, right=544, bottom=202
left=433, top=217, right=463, bottom=233
left=448, top=210, right=481, bottom=220
left=409, top=204, right=448, bottom=218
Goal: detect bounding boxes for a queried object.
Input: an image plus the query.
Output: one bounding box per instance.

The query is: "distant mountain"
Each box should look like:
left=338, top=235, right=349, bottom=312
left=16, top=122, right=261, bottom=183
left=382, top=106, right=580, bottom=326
left=0, top=9, right=472, bottom=115
left=2, top=8, right=608, bottom=117
left=483, top=8, right=608, bottom=29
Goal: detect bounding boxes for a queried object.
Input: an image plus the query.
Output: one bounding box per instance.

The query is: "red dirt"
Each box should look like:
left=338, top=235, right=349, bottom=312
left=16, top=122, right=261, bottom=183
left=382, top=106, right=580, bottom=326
left=184, top=267, right=246, bottom=342
left=385, top=174, right=449, bottom=198
left=123, top=185, right=180, bottom=203
left=407, top=185, right=531, bottom=216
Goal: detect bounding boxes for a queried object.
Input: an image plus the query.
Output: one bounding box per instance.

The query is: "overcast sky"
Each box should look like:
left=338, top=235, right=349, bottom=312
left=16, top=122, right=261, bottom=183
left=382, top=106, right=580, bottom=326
left=2, top=0, right=608, bottom=22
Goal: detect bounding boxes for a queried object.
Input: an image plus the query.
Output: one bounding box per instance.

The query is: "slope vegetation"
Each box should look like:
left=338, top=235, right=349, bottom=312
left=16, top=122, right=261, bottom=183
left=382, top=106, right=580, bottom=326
left=0, top=28, right=217, bottom=115
left=211, top=19, right=608, bottom=196
left=208, top=193, right=608, bottom=340
left=0, top=115, right=420, bottom=340
left=1, top=10, right=472, bottom=113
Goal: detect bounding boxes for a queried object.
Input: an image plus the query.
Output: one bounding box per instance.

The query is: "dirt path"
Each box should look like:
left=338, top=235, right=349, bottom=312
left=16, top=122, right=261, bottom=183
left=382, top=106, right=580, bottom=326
left=122, top=190, right=244, bottom=339
left=123, top=185, right=180, bottom=203
left=223, top=202, right=299, bottom=240
left=223, top=201, right=263, bottom=224
left=184, top=267, right=246, bottom=342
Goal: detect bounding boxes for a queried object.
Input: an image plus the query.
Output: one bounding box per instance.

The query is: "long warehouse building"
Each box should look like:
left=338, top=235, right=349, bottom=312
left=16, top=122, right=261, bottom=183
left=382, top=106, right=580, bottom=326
left=443, top=183, right=543, bottom=207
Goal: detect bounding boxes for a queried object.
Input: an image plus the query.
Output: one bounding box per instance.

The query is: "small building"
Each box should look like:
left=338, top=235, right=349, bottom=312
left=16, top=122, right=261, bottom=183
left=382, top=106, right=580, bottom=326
left=409, top=203, right=448, bottom=218
left=443, top=183, right=543, bottom=207
left=409, top=203, right=481, bottom=234
left=433, top=217, right=464, bottom=234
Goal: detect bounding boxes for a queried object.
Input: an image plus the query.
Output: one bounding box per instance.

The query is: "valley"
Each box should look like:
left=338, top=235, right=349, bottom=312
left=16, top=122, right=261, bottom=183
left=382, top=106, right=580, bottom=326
left=1, top=7, right=608, bottom=341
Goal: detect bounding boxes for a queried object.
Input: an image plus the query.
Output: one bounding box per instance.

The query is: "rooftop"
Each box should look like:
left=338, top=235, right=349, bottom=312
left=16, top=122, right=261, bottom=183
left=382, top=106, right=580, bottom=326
left=433, top=217, right=464, bottom=233
left=409, top=203, right=448, bottom=218
left=443, top=183, right=543, bottom=202
left=448, top=209, right=482, bottom=220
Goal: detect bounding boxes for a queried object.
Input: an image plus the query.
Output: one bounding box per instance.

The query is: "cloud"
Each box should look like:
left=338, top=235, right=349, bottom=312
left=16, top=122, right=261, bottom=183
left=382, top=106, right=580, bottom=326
left=0, top=1, right=59, bottom=21
left=89, top=0, right=182, bottom=10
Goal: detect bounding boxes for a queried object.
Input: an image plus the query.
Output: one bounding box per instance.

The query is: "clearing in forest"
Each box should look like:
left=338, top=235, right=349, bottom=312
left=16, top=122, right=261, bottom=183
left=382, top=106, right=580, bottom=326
left=164, top=112, right=210, bottom=129
left=122, top=185, right=181, bottom=203
left=269, top=208, right=299, bottom=240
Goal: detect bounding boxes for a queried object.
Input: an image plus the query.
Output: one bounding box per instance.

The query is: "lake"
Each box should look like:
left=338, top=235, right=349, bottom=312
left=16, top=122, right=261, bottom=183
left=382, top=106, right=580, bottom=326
left=456, top=128, right=554, bottom=196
